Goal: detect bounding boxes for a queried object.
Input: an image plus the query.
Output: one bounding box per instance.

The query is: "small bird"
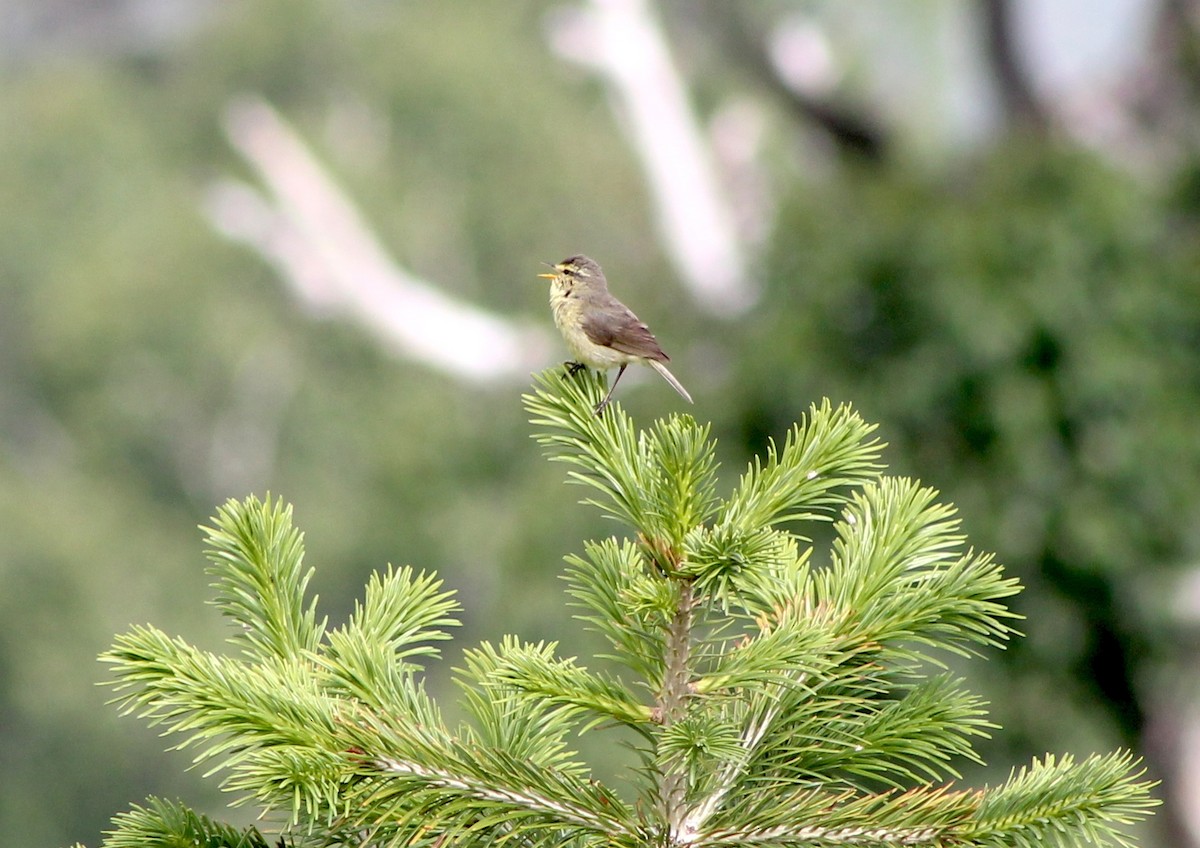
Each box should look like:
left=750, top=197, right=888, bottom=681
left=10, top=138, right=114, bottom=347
left=538, top=255, right=693, bottom=414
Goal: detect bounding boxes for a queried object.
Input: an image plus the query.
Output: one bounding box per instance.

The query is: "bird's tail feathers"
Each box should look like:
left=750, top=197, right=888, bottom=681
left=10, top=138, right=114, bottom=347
left=647, top=359, right=694, bottom=404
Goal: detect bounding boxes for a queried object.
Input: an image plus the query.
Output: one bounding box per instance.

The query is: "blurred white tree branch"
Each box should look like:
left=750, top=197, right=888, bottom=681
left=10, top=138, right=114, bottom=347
left=202, top=96, right=553, bottom=383
left=546, top=0, right=757, bottom=315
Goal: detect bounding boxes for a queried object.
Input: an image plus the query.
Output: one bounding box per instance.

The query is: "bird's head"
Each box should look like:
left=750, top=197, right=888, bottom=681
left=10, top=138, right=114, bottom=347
left=538, top=255, right=607, bottom=295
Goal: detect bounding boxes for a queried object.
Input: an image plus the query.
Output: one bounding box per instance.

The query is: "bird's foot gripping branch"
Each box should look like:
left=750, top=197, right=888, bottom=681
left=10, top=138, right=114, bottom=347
left=93, top=370, right=1156, bottom=848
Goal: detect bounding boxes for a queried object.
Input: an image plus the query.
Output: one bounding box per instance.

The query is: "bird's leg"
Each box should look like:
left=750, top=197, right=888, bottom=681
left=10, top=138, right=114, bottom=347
left=564, top=361, right=587, bottom=376
left=594, top=364, right=627, bottom=415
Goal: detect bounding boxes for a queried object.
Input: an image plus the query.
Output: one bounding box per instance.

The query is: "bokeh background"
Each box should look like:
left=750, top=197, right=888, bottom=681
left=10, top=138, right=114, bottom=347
left=2, top=1, right=1198, bottom=845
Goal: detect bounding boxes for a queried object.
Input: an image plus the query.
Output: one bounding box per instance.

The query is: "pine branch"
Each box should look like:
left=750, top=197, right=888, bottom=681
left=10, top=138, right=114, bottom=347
left=456, top=642, right=588, bottom=775
left=694, top=601, right=846, bottom=694
left=221, top=745, right=350, bottom=820
left=693, top=782, right=978, bottom=846
left=465, top=636, right=652, bottom=729
left=345, top=725, right=644, bottom=848
left=719, top=400, right=885, bottom=531
left=103, top=624, right=366, bottom=819
left=524, top=369, right=656, bottom=532
left=564, top=538, right=669, bottom=685
left=104, top=625, right=339, bottom=759
left=819, top=478, right=1023, bottom=662
left=203, top=494, right=323, bottom=660
left=100, top=797, right=269, bottom=848
left=800, top=674, right=993, bottom=785
left=730, top=674, right=992, bottom=792
left=524, top=369, right=719, bottom=553
left=320, top=564, right=459, bottom=708
left=966, top=752, right=1160, bottom=848
left=642, top=417, right=721, bottom=549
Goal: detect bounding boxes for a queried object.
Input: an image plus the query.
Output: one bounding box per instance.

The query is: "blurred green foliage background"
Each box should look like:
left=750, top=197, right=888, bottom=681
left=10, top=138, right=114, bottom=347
left=2, top=2, right=1198, bottom=846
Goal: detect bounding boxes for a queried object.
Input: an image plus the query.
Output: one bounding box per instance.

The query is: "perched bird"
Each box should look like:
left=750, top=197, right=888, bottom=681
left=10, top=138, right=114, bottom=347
left=538, top=255, right=693, bottom=414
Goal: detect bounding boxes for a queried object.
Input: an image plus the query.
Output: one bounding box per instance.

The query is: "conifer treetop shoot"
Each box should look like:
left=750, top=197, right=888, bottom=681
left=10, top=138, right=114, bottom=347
left=93, top=370, right=1157, bottom=848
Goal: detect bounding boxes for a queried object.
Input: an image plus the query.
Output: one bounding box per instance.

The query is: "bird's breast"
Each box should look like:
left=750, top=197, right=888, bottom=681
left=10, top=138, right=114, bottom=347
left=550, top=290, right=634, bottom=369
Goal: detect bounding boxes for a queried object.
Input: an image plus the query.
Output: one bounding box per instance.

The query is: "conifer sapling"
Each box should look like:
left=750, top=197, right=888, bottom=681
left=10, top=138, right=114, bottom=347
left=89, top=370, right=1157, bottom=848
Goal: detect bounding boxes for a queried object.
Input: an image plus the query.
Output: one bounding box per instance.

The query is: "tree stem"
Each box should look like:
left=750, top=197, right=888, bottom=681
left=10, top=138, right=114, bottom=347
left=660, top=578, right=695, bottom=841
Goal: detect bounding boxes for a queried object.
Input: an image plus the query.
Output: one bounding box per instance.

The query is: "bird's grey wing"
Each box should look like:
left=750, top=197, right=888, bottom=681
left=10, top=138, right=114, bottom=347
left=581, top=306, right=669, bottom=362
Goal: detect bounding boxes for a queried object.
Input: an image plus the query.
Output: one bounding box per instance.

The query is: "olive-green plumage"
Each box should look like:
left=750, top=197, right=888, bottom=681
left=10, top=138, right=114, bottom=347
left=539, top=255, right=692, bottom=413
